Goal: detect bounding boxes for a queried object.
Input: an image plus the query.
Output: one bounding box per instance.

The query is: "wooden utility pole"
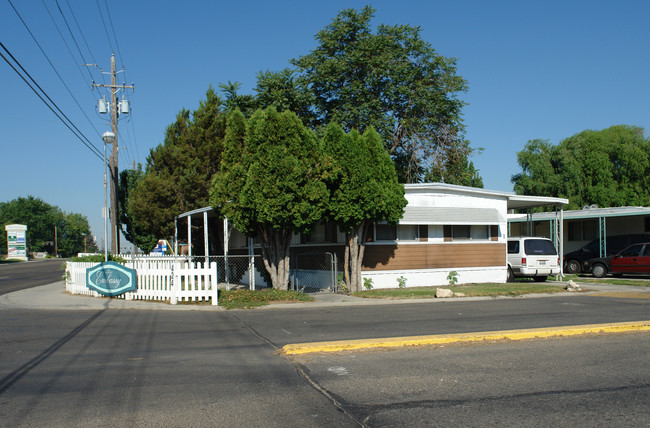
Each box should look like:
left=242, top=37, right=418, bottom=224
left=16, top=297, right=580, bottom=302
left=93, top=54, right=133, bottom=255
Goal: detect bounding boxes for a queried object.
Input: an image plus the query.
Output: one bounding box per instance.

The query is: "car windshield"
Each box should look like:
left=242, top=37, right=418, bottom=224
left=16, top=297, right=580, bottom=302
left=524, top=239, right=557, bottom=256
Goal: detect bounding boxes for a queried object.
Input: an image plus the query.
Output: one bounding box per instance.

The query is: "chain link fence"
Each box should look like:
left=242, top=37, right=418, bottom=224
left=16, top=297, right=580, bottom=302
left=291, top=251, right=338, bottom=293
left=177, top=252, right=339, bottom=293
left=178, top=255, right=265, bottom=290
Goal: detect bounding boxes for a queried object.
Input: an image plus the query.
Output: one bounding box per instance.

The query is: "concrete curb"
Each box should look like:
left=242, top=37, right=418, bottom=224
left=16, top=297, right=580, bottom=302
left=282, top=321, right=650, bottom=355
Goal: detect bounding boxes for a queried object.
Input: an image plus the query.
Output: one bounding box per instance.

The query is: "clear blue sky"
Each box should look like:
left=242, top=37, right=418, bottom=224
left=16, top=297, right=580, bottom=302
left=1, top=1, right=649, bottom=250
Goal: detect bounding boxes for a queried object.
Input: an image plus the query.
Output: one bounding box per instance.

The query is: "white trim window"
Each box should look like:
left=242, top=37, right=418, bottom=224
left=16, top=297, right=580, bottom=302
left=445, top=225, right=492, bottom=241
left=375, top=223, right=397, bottom=241
left=397, top=225, right=419, bottom=241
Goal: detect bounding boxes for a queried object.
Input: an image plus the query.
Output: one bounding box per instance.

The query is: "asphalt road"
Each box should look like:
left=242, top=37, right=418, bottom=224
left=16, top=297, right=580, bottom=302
left=1, top=291, right=648, bottom=426
left=0, top=259, right=66, bottom=295
left=0, top=308, right=355, bottom=427
left=232, top=295, right=650, bottom=346
left=290, top=333, right=649, bottom=427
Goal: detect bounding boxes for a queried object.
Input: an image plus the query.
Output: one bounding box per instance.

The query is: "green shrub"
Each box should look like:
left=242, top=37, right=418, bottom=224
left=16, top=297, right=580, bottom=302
left=397, top=276, right=407, bottom=288
left=70, top=254, right=126, bottom=263
left=447, top=271, right=459, bottom=286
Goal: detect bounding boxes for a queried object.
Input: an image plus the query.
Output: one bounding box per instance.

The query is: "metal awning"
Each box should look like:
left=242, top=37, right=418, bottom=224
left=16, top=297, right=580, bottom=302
left=400, top=206, right=505, bottom=225
left=507, top=195, right=568, bottom=210
left=177, top=206, right=218, bottom=219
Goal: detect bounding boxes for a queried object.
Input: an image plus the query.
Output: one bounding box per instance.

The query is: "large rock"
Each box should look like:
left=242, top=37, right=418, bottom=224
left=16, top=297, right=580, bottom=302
left=565, top=280, right=582, bottom=291
left=436, top=288, right=454, bottom=298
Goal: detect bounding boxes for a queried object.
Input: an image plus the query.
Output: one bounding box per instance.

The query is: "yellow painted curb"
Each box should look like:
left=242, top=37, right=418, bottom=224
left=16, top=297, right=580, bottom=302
left=282, top=321, right=650, bottom=355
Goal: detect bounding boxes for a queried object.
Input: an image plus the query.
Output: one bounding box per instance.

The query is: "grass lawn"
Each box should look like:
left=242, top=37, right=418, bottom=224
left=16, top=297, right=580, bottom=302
left=566, top=275, right=650, bottom=287
left=219, top=288, right=314, bottom=309
left=353, top=283, right=568, bottom=299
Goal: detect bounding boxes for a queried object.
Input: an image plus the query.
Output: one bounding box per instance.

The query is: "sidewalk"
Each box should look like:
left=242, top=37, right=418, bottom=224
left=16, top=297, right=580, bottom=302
left=1, top=280, right=648, bottom=312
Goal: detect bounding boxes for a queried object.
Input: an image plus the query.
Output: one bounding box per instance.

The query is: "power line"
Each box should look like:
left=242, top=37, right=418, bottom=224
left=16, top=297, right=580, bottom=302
left=10, top=0, right=104, bottom=140
left=0, top=43, right=103, bottom=161
left=103, top=0, right=125, bottom=70
left=54, top=0, right=96, bottom=85
left=117, top=129, right=133, bottom=167
left=40, top=0, right=100, bottom=100
left=126, top=111, right=141, bottom=162
left=64, top=0, right=107, bottom=86
left=101, top=0, right=141, bottom=163
left=95, top=0, right=114, bottom=53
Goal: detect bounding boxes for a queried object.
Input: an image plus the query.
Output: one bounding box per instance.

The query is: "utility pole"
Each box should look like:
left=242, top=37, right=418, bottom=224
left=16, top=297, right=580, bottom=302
left=93, top=54, right=133, bottom=255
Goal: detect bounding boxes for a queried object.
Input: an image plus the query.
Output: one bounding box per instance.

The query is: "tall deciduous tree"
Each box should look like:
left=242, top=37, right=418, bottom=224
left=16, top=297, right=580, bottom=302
left=254, top=69, right=316, bottom=122
left=211, top=107, right=329, bottom=289
left=291, top=6, right=473, bottom=183
left=322, top=123, right=407, bottom=293
left=218, top=81, right=258, bottom=116
left=0, top=196, right=92, bottom=257
left=58, top=213, right=96, bottom=257
left=127, top=87, right=227, bottom=247
left=512, top=125, right=650, bottom=209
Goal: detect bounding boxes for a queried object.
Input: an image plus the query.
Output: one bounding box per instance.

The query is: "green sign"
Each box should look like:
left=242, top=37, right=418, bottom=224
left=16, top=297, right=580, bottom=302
left=86, top=262, right=138, bottom=296
left=7, top=229, right=26, bottom=258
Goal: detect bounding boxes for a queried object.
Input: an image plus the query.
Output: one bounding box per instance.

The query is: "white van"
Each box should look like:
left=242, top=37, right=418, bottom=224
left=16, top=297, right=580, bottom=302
left=507, top=237, right=560, bottom=282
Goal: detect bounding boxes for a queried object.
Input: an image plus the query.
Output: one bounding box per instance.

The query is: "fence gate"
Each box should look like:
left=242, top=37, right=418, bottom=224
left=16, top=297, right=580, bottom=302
left=291, top=252, right=337, bottom=293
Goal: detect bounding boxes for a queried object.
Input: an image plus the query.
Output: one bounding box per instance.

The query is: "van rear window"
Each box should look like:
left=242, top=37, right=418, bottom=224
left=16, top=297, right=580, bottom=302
left=524, top=239, right=557, bottom=255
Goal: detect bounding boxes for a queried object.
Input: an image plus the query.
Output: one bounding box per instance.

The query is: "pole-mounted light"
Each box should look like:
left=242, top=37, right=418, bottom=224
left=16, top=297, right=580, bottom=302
left=101, top=131, right=116, bottom=262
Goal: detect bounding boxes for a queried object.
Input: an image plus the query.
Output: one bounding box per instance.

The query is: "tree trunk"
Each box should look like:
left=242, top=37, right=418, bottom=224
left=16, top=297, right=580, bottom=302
left=347, top=222, right=369, bottom=293
left=259, top=226, right=292, bottom=290
left=343, top=240, right=350, bottom=292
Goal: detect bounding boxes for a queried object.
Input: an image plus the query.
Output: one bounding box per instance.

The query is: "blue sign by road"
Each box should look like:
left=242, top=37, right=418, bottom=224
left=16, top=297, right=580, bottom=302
left=86, top=262, right=138, bottom=296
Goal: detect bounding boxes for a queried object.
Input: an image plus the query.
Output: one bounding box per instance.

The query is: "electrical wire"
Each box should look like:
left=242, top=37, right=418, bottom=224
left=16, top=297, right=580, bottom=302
left=126, top=110, right=141, bottom=163
left=0, top=44, right=103, bottom=161
left=102, top=0, right=141, bottom=163
left=64, top=0, right=107, bottom=86
left=118, top=129, right=135, bottom=169
left=54, top=0, right=95, bottom=85
left=103, top=0, right=124, bottom=71
left=10, top=0, right=104, bottom=140
left=41, top=0, right=94, bottom=89
left=95, top=0, right=114, bottom=54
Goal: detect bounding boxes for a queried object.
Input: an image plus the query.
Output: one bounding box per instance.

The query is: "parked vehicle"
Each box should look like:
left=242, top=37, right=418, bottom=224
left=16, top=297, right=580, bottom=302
left=563, top=234, right=650, bottom=274
left=584, top=242, right=650, bottom=278
left=507, top=237, right=560, bottom=282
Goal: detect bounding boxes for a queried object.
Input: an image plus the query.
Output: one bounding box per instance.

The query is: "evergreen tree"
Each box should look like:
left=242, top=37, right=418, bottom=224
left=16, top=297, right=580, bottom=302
left=211, top=108, right=329, bottom=289
left=322, top=123, right=407, bottom=292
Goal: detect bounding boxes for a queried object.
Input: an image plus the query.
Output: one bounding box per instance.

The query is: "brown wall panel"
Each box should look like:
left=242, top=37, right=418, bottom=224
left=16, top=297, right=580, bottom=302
left=362, top=243, right=506, bottom=271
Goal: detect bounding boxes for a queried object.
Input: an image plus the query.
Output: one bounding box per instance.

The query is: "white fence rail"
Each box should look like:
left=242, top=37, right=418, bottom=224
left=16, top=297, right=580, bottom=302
left=65, top=258, right=218, bottom=305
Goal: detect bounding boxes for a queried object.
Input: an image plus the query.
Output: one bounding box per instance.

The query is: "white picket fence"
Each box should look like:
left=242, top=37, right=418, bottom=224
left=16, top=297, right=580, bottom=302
left=65, top=258, right=219, bottom=305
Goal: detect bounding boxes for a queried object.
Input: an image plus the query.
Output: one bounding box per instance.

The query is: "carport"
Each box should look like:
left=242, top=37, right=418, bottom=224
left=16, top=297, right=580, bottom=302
left=509, top=205, right=650, bottom=259
left=506, top=194, right=569, bottom=276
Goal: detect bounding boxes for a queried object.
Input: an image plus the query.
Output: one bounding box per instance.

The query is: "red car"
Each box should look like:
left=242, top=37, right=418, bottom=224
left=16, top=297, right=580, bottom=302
left=585, top=242, right=650, bottom=278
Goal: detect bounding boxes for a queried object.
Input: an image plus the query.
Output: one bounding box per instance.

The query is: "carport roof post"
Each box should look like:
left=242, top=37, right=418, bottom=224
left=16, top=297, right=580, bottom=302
left=174, top=207, right=242, bottom=258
